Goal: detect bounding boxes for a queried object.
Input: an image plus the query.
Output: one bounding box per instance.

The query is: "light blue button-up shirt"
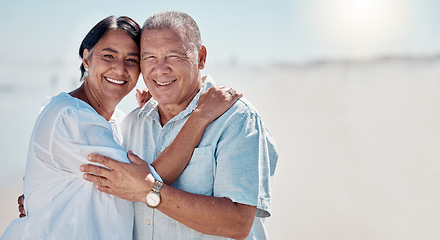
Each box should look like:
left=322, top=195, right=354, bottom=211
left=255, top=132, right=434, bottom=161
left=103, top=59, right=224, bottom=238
left=120, top=76, right=278, bottom=239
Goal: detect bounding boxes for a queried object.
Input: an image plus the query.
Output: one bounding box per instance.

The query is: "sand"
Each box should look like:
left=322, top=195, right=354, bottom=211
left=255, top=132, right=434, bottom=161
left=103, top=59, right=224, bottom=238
left=2, top=57, right=440, bottom=239
left=0, top=176, right=23, bottom=235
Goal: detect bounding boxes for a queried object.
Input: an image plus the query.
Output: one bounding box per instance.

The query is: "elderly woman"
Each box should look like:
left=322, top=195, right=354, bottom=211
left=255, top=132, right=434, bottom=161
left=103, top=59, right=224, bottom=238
left=1, top=16, right=240, bottom=239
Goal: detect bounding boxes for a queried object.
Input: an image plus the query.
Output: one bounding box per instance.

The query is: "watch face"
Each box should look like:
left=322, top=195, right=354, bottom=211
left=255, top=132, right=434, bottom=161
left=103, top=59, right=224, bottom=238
left=147, top=192, right=160, bottom=207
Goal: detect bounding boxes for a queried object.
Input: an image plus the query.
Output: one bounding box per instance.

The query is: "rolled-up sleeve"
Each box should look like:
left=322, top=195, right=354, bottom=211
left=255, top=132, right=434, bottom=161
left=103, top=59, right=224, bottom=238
left=213, top=109, right=278, bottom=217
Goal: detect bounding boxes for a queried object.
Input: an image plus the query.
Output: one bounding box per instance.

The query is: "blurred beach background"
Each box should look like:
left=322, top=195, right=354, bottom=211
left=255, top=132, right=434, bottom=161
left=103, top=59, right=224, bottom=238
left=1, top=0, right=440, bottom=239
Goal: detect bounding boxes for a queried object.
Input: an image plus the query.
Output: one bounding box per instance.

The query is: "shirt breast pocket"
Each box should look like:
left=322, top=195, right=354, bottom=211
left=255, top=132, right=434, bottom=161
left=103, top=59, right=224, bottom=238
left=171, top=145, right=215, bottom=195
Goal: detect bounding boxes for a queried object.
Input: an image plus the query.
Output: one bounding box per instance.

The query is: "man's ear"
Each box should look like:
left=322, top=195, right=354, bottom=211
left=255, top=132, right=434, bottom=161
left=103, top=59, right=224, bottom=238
left=198, top=46, right=207, bottom=70
left=82, top=48, right=90, bottom=70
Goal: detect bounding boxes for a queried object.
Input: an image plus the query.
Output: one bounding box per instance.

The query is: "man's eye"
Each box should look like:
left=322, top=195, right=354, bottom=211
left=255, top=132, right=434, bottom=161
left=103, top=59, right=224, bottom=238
left=104, top=54, right=114, bottom=59
left=167, top=55, right=182, bottom=61
left=142, top=56, right=155, bottom=60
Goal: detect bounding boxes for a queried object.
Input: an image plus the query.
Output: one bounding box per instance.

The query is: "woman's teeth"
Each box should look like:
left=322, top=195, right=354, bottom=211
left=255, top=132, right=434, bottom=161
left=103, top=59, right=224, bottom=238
left=106, top=78, right=125, bottom=85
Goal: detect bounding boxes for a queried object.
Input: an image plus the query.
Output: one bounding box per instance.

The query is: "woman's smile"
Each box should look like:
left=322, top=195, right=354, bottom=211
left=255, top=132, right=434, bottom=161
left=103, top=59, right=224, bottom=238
left=105, top=76, right=127, bottom=85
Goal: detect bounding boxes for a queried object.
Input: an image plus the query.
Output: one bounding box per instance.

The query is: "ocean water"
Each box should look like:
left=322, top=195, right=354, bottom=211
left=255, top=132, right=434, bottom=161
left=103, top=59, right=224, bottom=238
left=1, top=58, right=440, bottom=239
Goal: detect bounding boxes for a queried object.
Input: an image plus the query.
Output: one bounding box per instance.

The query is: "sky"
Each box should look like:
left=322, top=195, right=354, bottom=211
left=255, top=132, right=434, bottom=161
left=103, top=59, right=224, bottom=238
left=1, top=0, right=440, bottom=69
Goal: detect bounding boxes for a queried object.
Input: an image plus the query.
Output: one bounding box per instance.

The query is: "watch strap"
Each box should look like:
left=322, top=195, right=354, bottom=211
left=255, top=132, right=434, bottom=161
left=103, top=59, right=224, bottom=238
left=152, top=180, right=163, bottom=194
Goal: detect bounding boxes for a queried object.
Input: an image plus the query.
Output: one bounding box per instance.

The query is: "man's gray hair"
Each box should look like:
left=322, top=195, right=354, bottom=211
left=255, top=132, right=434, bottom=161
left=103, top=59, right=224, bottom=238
left=143, top=11, right=202, bottom=55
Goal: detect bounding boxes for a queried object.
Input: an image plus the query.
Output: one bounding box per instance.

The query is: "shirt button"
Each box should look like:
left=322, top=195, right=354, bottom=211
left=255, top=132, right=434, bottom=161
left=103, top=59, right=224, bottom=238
left=146, top=219, right=151, bottom=225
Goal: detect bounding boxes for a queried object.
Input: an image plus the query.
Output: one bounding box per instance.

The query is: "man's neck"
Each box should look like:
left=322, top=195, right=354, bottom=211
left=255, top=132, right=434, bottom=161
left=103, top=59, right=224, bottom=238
left=157, top=80, right=203, bottom=126
left=158, top=107, right=181, bottom=126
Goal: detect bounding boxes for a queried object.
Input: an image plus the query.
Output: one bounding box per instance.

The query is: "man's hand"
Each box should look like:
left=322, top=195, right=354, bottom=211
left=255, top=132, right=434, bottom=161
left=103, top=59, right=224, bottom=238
left=18, top=194, right=26, bottom=218
left=80, top=151, right=154, bottom=203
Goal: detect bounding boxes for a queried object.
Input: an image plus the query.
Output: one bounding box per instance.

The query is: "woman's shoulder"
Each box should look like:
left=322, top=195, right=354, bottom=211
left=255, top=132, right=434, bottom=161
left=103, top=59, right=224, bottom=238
left=38, top=92, right=100, bottom=123
left=44, top=92, right=90, bottom=109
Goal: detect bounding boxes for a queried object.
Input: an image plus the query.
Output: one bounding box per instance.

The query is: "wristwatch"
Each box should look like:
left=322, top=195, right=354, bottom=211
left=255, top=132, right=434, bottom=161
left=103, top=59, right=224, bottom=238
left=145, top=180, right=163, bottom=208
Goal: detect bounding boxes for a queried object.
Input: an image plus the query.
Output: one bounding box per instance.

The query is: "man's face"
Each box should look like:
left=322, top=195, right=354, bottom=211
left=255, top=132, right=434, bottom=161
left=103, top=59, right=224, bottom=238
left=140, top=28, right=202, bottom=108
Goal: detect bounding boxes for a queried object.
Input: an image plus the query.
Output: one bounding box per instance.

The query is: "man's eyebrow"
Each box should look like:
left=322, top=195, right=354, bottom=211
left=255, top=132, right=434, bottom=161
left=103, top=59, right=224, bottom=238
left=141, top=51, right=153, bottom=56
left=169, top=50, right=188, bottom=55
left=141, top=50, right=186, bottom=55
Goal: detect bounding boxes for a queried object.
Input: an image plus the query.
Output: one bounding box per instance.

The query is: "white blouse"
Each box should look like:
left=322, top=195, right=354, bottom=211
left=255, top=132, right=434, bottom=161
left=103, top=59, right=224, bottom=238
left=1, top=92, right=135, bottom=240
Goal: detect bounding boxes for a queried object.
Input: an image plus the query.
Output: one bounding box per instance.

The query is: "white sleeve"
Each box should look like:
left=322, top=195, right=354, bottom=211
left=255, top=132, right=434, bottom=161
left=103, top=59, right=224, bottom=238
left=49, top=106, right=131, bottom=177
left=21, top=103, right=136, bottom=239
left=33, top=104, right=162, bottom=181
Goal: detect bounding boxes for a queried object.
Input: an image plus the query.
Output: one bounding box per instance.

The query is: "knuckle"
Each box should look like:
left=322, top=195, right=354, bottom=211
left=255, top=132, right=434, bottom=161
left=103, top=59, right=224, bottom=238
left=97, top=177, right=104, bottom=185
left=100, top=187, right=111, bottom=194
left=101, top=155, right=114, bottom=167
left=213, top=86, right=221, bottom=92
left=94, top=166, right=103, bottom=175
left=86, top=164, right=100, bottom=174
left=94, top=175, right=105, bottom=186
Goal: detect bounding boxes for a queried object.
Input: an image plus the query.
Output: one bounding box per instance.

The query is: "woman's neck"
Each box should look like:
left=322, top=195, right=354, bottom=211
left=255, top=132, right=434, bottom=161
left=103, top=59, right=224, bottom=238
left=69, top=84, right=115, bottom=121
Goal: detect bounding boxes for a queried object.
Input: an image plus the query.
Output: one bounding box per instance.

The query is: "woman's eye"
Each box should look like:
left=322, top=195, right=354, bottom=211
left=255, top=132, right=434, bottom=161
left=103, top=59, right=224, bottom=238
left=127, top=58, right=138, bottom=63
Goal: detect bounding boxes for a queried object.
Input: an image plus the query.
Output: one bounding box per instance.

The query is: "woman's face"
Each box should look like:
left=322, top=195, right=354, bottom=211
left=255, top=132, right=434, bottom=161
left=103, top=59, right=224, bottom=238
left=83, top=29, right=140, bottom=106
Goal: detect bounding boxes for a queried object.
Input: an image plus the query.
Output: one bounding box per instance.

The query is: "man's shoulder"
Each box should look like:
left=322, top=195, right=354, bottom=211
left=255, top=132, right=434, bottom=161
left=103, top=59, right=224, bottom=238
left=227, top=97, right=260, bottom=119
left=211, top=97, right=262, bottom=130
left=203, top=76, right=259, bottom=117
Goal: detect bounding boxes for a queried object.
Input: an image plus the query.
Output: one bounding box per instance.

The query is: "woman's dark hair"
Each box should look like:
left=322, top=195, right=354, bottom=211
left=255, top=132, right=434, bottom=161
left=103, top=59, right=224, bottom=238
left=79, top=16, right=141, bottom=78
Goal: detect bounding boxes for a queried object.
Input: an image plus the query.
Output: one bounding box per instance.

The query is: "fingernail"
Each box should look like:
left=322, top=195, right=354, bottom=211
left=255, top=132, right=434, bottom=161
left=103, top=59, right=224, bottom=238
left=80, top=166, right=84, bottom=172
left=87, top=155, right=92, bottom=161
left=83, top=174, right=87, bottom=179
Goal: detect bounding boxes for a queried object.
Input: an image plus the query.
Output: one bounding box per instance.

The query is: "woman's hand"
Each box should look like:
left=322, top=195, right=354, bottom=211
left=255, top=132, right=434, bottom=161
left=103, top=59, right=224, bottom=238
left=194, top=86, right=242, bottom=123
left=18, top=194, right=26, bottom=218
left=136, top=88, right=152, bottom=108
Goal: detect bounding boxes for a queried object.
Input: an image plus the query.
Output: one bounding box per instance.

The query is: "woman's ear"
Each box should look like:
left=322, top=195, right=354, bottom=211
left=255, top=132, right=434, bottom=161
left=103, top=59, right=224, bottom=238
left=82, top=48, right=90, bottom=70
left=198, top=46, right=207, bottom=70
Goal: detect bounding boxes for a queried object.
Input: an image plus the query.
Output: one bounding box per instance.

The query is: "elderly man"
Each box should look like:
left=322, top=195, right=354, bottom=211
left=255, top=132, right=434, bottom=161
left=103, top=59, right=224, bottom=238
left=81, top=11, right=278, bottom=239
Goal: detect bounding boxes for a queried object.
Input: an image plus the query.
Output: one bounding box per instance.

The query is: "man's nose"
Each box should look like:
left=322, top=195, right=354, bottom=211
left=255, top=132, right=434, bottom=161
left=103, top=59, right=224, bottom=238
left=151, top=58, right=171, bottom=75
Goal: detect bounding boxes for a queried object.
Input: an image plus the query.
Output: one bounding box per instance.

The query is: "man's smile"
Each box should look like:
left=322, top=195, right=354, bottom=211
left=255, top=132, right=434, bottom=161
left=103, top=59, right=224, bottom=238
left=154, top=79, right=177, bottom=86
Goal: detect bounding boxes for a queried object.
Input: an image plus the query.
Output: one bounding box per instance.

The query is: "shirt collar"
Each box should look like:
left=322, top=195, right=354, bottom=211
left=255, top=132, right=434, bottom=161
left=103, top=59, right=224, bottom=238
left=137, top=75, right=216, bottom=124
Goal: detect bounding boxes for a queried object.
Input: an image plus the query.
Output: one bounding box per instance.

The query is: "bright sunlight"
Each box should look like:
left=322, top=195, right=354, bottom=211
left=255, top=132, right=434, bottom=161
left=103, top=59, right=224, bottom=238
left=311, top=0, right=412, bottom=59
